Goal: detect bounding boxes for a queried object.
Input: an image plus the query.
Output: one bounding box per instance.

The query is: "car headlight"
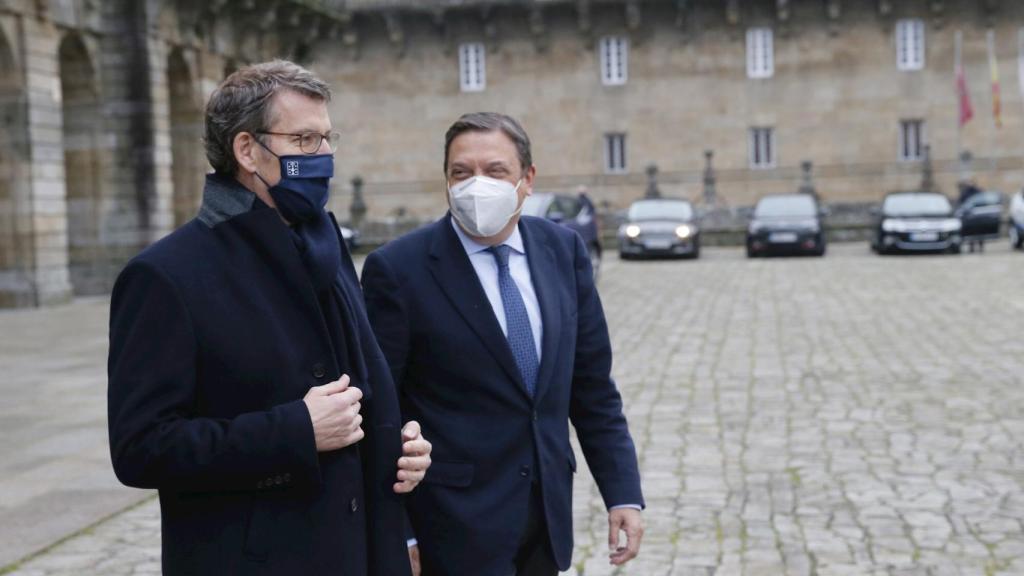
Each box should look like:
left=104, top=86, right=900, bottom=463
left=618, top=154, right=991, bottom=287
left=940, top=218, right=962, bottom=232
left=881, top=219, right=904, bottom=233
left=625, top=225, right=641, bottom=238
left=675, top=225, right=692, bottom=239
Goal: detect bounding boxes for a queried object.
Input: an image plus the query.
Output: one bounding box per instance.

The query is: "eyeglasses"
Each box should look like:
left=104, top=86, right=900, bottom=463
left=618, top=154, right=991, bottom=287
left=256, top=131, right=341, bottom=154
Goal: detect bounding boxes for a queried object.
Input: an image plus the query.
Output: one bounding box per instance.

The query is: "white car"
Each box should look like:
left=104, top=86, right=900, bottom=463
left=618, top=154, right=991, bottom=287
left=1010, top=190, right=1024, bottom=250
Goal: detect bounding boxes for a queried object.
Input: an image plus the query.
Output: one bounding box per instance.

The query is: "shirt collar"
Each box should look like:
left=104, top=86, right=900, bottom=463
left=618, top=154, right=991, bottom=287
left=450, top=214, right=525, bottom=257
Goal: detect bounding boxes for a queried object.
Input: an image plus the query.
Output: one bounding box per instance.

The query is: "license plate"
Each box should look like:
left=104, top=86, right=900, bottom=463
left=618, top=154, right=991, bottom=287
left=768, top=232, right=798, bottom=243
left=910, top=232, right=939, bottom=242
left=644, top=239, right=672, bottom=250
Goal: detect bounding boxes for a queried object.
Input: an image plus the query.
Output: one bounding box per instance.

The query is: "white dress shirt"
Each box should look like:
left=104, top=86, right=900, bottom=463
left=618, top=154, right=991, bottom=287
left=451, top=219, right=543, bottom=361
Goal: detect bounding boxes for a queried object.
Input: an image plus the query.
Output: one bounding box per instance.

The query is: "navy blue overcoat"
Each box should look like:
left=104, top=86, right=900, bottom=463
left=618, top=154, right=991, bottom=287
left=362, top=214, right=644, bottom=575
left=108, top=175, right=411, bottom=576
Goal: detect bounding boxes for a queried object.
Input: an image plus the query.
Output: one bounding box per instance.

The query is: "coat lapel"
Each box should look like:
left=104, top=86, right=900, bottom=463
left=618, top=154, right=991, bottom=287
left=223, top=207, right=337, bottom=376
left=427, top=215, right=531, bottom=399
left=519, top=218, right=561, bottom=404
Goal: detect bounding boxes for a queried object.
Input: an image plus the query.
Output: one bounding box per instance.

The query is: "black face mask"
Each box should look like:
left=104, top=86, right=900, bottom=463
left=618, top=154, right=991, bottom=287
left=254, top=141, right=341, bottom=292
left=254, top=141, right=334, bottom=224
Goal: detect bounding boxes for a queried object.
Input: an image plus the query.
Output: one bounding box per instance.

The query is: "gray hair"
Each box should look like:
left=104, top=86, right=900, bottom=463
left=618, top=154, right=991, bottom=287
left=443, top=112, right=533, bottom=175
left=204, top=59, right=331, bottom=175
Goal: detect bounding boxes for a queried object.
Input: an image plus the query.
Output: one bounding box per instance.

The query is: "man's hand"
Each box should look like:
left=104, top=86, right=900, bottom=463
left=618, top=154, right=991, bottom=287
left=394, top=420, right=431, bottom=494
left=608, top=507, right=643, bottom=565
left=303, top=375, right=364, bottom=452
left=408, top=544, right=421, bottom=576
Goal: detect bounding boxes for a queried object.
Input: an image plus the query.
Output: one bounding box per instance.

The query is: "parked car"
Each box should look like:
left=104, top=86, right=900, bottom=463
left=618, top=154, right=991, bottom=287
left=955, top=190, right=1003, bottom=251
left=339, top=225, right=359, bottom=251
left=521, top=191, right=602, bottom=276
left=1010, top=190, right=1024, bottom=250
left=746, top=193, right=826, bottom=257
left=871, top=192, right=962, bottom=254
left=617, top=198, right=700, bottom=259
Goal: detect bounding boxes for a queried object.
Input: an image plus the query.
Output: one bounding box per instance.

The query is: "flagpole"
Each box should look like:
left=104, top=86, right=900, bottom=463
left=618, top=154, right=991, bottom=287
left=1018, top=29, right=1024, bottom=162
left=987, top=28, right=1000, bottom=175
left=954, top=30, right=962, bottom=175
left=954, top=29, right=962, bottom=175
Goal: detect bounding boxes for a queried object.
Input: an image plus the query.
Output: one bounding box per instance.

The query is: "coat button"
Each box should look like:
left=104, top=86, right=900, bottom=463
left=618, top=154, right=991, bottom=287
left=312, top=363, right=326, bottom=379
left=532, top=411, right=538, bottom=422
left=520, top=465, right=531, bottom=478
left=350, top=498, right=359, bottom=513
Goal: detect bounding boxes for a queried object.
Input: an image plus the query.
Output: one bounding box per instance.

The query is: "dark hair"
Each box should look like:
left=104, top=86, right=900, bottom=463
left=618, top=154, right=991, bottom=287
left=443, top=112, right=533, bottom=175
left=204, top=60, right=331, bottom=175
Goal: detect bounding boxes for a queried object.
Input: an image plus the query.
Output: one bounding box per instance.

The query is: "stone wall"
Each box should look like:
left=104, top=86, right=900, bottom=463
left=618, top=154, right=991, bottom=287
left=1, top=0, right=1022, bottom=307
left=314, top=0, right=1024, bottom=227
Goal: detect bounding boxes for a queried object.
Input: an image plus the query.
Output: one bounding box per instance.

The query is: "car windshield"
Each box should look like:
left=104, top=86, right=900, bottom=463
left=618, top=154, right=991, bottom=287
left=754, top=195, right=817, bottom=218
left=883, top=193, right=952, bottom=216
left=967, top=191, right=1002, bottom=206
left=628, top=200, right=693, bottom=221
left=520, top=194, right=551, bottom=217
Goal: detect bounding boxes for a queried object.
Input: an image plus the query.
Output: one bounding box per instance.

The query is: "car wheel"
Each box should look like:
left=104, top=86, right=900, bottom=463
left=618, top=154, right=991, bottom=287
left=949, top=245, right=962, bottom=255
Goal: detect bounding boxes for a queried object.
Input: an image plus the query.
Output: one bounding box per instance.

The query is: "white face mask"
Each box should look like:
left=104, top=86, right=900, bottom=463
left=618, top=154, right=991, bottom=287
left=448, top=175, right=524, bottom=238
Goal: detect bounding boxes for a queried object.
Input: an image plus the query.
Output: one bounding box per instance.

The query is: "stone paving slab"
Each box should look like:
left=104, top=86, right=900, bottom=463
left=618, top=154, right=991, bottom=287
left=3, top=243, right=1024, bottom=575
left=0, top=296, right=152, bottom=570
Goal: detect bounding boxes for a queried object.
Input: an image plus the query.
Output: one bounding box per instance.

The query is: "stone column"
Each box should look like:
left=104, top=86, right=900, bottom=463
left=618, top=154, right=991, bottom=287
left=19, top=14, right=72, bottom=305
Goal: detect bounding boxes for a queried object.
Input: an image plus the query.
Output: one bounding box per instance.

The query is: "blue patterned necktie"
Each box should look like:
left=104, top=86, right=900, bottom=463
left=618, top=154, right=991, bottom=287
left=487, top=245, right=539, bottom=397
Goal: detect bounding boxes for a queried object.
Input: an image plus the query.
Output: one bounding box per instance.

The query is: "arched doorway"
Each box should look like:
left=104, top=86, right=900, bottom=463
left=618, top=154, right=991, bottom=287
left=167, top=48, right=204, bottom=227
left=0, top=28, right=22, bottom=304
left=59, top=33, right=103, bottom=295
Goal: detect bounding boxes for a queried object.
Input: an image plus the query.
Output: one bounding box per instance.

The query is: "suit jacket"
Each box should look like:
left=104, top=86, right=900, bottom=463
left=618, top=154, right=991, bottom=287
left=361, top=214, right=644, bottom=575
left=107, top=174, right=411, bottom=576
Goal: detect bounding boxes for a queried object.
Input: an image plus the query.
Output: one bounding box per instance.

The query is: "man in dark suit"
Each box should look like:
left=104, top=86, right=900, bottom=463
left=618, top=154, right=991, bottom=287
left=362, top=112, right=644, bottom=576
left=107, top=60, right=431, bottom=576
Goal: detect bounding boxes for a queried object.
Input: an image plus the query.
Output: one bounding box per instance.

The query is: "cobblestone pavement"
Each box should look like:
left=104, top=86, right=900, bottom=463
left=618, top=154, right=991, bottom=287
left=4, top=243, right=1024, bottom=575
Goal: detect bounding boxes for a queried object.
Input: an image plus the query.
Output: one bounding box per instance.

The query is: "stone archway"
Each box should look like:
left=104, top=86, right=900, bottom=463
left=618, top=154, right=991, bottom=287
left=0, top=27, right=25, bottom=305
left=167, top=47, right=205, bottom=227
left=59, top=32, right=103, bottom=295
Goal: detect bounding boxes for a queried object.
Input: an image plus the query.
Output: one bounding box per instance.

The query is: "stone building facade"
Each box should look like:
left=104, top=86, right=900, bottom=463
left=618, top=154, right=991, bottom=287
left=323, top=0, right=1024, bottom=224
left=0, top=0, right=1022, bottom=307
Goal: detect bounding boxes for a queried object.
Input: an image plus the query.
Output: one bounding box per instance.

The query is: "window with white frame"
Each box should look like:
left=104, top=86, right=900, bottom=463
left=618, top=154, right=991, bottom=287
left=896, top=19, right=925, bottom=71
left=746, top=28, right=774, bottom=79
left=599, top=36, right=628, bottom=86
left=459, top=42, right=486, bottom=92
left=749, top=127, right=775, bottom=169
left=604, top=133, right=627, bottom=173
left=899, top=119, right=925, bottom=161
